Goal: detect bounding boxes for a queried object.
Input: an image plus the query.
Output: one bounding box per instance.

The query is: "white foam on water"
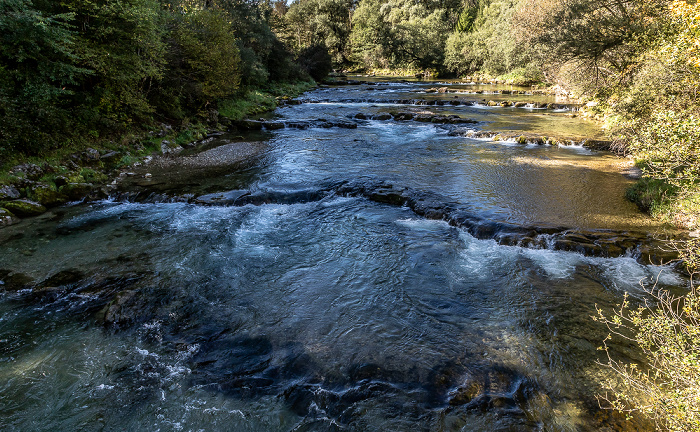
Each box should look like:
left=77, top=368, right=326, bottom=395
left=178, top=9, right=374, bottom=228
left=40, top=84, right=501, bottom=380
left=450, top=230, right=684, bottom=291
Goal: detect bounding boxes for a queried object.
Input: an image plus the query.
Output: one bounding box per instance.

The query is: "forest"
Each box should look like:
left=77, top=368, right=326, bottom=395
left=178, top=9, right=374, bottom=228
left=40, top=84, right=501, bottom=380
left=1, top=0, right=700, bottom=429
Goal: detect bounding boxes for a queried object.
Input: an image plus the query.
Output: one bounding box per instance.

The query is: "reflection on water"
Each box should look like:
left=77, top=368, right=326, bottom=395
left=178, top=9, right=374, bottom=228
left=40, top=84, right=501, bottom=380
left=0, top=77, right=685, bottom=431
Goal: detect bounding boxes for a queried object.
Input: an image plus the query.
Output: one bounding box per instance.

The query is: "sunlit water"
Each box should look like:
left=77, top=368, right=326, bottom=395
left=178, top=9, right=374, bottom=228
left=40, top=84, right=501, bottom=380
left=0, top=77, right=687, bottom=431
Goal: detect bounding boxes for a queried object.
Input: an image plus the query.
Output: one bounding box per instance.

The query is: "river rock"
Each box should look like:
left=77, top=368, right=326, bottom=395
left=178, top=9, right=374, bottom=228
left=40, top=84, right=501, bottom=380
left=353, top=113, right=368, bottom=120
left=326, top=119, right=358, bottom=129
left=29, top=184, right=68, bottom=207
left=82, top=148, right=101, bottom=163
left=393, top=112, right=414, bottom=121
left=59, top=183, right=94, bottom=200
left=161, top=141, right=183, bottom=154
left=34, top=269, right=86, bottom=292
left=196, top=190, right=251, bottom=205
left=2, top=199, right=46, bottom=217
left=10, top=163, right=44, bottom=180
left=513, top=102, right=528, bottom=108
left=0, top=208, right=19, bottom=227
left=286, top=121, right=312, bottom=129
left=372, top=113, right=393, bottom=121
left=100, top=151, right=121, bottom=164
left=0, top=185, right=20, bottom=200
left=235, top=119, right=264, bottom=130
left=487, top=100, right=500, bottom=107
left=0, top=269, right=34, bottom=291
left=262, top=121, right=285, bottom=130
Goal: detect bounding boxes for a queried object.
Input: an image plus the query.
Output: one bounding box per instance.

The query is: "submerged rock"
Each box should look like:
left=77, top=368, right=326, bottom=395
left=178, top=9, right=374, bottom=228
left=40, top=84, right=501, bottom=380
left=2, top=199, right=46, bottom=217
left=0, top=269, right=34, bottom=291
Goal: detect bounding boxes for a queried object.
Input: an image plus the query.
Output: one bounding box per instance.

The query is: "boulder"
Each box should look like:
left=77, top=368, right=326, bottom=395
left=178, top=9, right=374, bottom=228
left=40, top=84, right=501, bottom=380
left=2, top=199, right=46, bottom=217
left=0, top=208, right=19, bottom=227
left=393, top=112, right=414, bottom=121
left=235, top=119, right=264, bottom=130
left=10, top=163, right=44, bottom=180
left=262, top=121, right=285, bottom=129
left=59, top=183, right=94, bottom=200
left=0, top=185, right=21, bottom=200
left=83, top=148, right=101, bottom=163
left=100, top=151, right=121, bottom=164
left=487, top=100, right=500, bottom=107
left=29, top=184, right=68, bottom=207
left=161, top=140, right=183, bottom=154
left=372, top=113, right=393, bottom=121
left=513, top=102, right=528, bottom=108
left=0, top=269, right=34, bottom=291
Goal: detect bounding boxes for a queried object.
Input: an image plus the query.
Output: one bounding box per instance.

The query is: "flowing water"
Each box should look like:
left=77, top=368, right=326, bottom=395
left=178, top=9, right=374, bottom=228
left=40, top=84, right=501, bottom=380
left=0, top=77, right=688, bottom=431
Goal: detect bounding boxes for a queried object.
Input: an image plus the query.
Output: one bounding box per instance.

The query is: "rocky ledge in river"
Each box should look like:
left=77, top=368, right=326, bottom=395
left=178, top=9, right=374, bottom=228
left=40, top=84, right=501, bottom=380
left=353, top=111, right=479, bottom=124
left=450, top=129, right=613, bottom=151
left=298, top=97, right=580, bottom=111
left=117, top=179, right=680, bottom=266
left=234, top=118, right=359, bottom=131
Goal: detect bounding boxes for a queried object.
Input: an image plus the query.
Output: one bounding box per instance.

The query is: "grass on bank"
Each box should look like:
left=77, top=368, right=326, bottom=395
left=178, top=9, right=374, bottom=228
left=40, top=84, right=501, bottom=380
left=0, top=80, right=317, bottom=187
left=219, top=80, right=315, bottom=120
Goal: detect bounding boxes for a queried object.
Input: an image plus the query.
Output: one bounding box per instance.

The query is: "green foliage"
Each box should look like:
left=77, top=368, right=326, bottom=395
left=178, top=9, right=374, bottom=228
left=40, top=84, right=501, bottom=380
left=162, top=8, right=242, bottom=114
left=60, top=0, right=166, bottom=125
left=444, top=0, right=537, bottom=76
left=218, top=80, right=315, bottom=120
left=0, top=0, right=89, bottom=154
left=625, top=178, right=677, bottom=216
left=280, top=0, right=354, bottom=66
left=0, top=0, right=305, bottom=159
left=350, top=0, right=452, bottom=71
left=495, top=66, right=545, bottom=85
left=455, top=4, right=479, bottom=33
left=624, top=111, right=700, bottom=188
left=595, top=280, right=700, bottom=431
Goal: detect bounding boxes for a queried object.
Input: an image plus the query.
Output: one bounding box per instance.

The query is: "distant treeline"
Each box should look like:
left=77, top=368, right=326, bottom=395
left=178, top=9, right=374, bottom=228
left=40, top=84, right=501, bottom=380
left=0, top=0, right=331, bottom=156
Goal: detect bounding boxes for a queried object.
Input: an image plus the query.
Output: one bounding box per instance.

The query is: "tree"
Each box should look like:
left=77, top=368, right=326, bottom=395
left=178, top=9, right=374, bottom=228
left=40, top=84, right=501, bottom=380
left=281, top=0, right=354, bottom=66
left=350, top=0, right=451, bottom=71
left=0, top=0, right=88, bottom=153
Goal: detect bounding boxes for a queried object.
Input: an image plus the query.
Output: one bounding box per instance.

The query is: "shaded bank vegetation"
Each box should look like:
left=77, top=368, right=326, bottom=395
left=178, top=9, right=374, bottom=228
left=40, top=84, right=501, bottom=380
left=0, top=0, right=321, bottom=161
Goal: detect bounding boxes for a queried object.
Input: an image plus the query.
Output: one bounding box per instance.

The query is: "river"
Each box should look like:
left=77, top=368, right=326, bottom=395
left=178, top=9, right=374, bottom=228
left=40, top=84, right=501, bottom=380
left=0, top=77, right=687, bottom=431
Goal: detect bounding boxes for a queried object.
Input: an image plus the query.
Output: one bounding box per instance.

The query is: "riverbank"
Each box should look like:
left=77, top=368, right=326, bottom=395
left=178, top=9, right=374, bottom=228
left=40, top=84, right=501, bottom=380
left=0, top=81, right=316, bottom=227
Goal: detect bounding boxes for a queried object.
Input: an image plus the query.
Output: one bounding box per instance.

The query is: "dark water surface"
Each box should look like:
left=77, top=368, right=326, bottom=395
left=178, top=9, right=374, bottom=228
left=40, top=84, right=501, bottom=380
left=0, top=77, right=687, bottom=431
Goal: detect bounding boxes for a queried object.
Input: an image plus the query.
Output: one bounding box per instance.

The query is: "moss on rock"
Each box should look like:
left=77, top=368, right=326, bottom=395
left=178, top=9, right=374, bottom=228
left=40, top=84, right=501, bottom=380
left=3, top=199, right=46, bottom=217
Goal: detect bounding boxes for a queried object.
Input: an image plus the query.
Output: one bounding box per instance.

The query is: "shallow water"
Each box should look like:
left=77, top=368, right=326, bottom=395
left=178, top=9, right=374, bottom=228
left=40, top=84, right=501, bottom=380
left=0, top=77, right=687, bottom=431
